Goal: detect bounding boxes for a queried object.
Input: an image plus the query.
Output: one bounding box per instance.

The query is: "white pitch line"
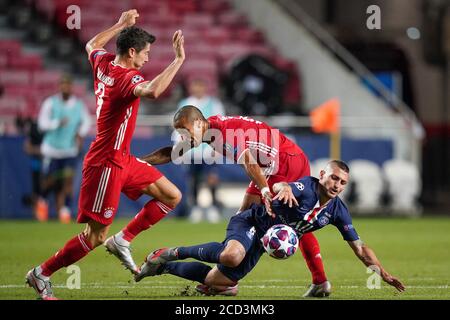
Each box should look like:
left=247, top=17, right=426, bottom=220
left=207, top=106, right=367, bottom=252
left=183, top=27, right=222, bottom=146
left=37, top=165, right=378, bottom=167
left=1, top=284, right=448, bottom=289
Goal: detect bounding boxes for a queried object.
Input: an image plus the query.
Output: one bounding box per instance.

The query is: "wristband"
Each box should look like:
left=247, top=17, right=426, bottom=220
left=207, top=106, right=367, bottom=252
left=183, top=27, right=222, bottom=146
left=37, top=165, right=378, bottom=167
left=261, top=187, right=270, bottom=196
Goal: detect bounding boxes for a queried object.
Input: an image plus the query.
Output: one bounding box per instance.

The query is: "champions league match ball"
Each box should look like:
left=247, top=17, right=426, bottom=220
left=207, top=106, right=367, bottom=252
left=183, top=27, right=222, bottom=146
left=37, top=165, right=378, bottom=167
left=261, top=224, right=299, bottom=259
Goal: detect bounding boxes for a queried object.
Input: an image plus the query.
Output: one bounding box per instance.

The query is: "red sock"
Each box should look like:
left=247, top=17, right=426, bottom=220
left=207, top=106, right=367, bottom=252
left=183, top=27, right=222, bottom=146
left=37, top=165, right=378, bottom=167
left=41, top=233, right=93, bottom=277
left=122, top=200, right=173, bottom=242
left=299, top=232, right=327, bottom=284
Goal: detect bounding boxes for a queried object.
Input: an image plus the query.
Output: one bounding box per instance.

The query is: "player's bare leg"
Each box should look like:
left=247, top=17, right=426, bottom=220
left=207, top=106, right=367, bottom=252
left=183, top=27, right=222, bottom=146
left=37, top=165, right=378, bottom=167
left=105, top=176, right=181, bottom=275
left=26, top=219, right=109, bottom=299
left=197, top=266, right=239, bottom=296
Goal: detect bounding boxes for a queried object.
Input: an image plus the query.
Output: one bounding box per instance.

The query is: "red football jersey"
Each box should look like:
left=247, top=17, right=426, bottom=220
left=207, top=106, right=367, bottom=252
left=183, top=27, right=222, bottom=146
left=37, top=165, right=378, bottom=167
left=207, top=115, right=304, bottom=175
left=84, top=49, right=147, bottom=167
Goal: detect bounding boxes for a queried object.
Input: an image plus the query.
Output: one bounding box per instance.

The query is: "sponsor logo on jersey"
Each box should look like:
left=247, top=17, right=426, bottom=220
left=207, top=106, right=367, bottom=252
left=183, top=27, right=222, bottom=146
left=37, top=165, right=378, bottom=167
left=104, top=207, right=114, bottom=219
left=294, top=182, right=304, bottom=191
left=246, top=227, right=256, bottom=240
left=318, top=216, right=330, bottom=226
left=131, top=75, right=144, bottom=84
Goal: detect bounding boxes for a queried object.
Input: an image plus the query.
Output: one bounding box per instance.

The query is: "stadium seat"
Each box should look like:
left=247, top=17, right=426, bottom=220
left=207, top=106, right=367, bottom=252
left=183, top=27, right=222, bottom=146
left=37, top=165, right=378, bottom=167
left=217, top=12, right=248, bottom=28
left=382, top=159, right=421, bottom=214
left=0, top=55, right=7, bottom=68
left=9, top=54, right=43, bottom=71
left=0, top=96, right=28, bottom=117
left=183, top=13, right=214, bottom=28
left=202, top=26, right=232, bottom=45
left=34, top=0, right=57, bottom=21
left=199, top=0, right=231, bottom=15
left=0, top=70, right=32, bottom=86
left=349, top=159, right=384, bottom=213
left=233, top=27, right=265, bottom=44
left=32, top=70, right=61, bottom=89
left=167, top=0, right=198, bottom=14
left=0, top=40, right=22, bottom=57
left=180, top=58, right=218, bottom=76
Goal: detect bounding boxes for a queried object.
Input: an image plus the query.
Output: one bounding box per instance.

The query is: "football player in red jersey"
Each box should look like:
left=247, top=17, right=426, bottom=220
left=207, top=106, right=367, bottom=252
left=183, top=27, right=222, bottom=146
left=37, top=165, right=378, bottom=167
left=26, top=10, right=186, bottom=299
left=142, top=105, right=332, bottom=297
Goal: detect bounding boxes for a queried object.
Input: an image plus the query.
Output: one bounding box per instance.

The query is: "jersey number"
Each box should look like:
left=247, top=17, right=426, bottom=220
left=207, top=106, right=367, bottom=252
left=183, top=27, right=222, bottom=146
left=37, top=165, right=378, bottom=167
left=95, top=82, right=105, bottom=119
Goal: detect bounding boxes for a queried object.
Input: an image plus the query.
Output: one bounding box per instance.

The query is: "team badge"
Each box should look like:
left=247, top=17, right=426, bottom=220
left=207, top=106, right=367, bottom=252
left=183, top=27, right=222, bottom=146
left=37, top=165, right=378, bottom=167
left=318, top=216, right=329, bottom=226
left=104, top=207, right=114, bottom=219
left=131, top=75, right=144, bottom=84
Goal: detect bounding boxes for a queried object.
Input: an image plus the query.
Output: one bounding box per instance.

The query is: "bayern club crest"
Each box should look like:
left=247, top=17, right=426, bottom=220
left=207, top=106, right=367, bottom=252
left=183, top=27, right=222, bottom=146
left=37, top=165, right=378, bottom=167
left=104, top=207, right=114, bottom=219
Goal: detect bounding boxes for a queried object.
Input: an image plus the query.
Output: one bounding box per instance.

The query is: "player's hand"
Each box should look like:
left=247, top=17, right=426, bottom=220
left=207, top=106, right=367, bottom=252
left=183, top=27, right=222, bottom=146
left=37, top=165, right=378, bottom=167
left=273, top=185, right=298, bottom=208
left=172, top=30, right=185, bottom=61
left=382, top=273, right=406, bottom=292
left=262, top=189, right=275, bottom=218
left=118, top=9, right=139, bottom=28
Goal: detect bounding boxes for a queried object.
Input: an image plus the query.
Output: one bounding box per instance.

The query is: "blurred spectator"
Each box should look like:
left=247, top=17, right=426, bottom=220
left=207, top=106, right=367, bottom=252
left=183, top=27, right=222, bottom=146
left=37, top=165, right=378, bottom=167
left=37, top=74, right=91, bottom=223
left=177, top=78, right=225, bottom=223
left=15, top=116, right=45, bottom=221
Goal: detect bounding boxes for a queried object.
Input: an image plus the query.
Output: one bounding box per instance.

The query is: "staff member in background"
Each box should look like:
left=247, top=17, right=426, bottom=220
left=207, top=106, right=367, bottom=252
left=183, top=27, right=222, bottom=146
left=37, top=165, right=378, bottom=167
left=38, top=74, right=91, bottom=223
left=177, top=78, right=225, bottom=223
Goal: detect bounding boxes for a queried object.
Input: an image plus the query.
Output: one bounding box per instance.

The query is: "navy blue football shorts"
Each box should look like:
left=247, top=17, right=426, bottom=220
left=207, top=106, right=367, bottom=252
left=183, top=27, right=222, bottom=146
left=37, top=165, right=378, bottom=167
left=217, top=209, right=265, bottom=282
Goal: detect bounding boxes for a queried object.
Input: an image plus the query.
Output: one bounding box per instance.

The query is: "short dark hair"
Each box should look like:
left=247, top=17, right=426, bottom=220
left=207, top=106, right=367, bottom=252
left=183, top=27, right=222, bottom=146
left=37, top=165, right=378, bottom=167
left=116, top=26, right=155, bottom=56
left=173, top=105, right=206, bottom=124
left=329, top=160, right=350, bottom=173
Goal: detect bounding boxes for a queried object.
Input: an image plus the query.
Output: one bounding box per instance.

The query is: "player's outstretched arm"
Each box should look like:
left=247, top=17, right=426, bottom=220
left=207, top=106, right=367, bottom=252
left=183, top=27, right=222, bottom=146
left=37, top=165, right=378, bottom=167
left=140, top=146, right=173, bottom=165
left=140, top=140, right=192, bottom=165
left=239, top=149, right=274, bottom=217
left=272, top=182, right=299, bottom=208
left=347, top=240, right=405, bottom=292
left=134, top=30, right=185, bottom=99
left=85, top=9, right=139, bottom=56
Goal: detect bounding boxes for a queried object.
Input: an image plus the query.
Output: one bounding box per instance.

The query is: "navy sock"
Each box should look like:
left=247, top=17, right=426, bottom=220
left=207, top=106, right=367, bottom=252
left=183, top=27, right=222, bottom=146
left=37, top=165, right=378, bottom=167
left=164, top=262, right=212, bottom=284
left=177, top=242, right=225, bottom=263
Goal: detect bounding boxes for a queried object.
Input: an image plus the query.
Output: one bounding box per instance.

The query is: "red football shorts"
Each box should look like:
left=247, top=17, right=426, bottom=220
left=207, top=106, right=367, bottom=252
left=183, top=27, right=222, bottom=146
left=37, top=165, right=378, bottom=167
left=77, top=155, right=163, bottom=225
left=246, top=152, right=310, bottom=196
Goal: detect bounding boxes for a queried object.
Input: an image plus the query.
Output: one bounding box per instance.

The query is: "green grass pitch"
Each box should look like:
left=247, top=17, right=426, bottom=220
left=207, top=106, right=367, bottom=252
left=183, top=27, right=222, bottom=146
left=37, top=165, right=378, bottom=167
left=0, top=217, right=449, bottom=300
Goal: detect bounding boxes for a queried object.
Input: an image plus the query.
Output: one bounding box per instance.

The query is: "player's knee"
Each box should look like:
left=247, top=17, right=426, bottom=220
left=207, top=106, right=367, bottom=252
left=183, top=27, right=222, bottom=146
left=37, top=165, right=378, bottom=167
left=165, top=188, right=182, bottom=208
left=220, top=249, right=244, bottom=268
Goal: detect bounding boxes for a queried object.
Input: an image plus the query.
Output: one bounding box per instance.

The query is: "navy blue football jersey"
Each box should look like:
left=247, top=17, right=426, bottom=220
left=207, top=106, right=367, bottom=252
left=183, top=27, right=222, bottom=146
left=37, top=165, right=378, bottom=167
left=253, top=176, right=359, bottom=241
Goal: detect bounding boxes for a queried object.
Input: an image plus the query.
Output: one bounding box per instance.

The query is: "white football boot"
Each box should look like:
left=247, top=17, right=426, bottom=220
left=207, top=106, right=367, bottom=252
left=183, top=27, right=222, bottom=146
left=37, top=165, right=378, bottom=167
left=104, top=235, right=139, bottom=275
left=26, top=268, right=57, bottom=300
left=303, top=281, right=332, bottom=298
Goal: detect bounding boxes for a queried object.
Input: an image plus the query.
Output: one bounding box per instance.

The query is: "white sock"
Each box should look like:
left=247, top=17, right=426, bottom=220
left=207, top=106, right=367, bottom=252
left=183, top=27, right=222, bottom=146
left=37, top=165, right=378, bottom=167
left=35, top=266, right=49, bottom=280
left=114, top=231, right=130, bottom=246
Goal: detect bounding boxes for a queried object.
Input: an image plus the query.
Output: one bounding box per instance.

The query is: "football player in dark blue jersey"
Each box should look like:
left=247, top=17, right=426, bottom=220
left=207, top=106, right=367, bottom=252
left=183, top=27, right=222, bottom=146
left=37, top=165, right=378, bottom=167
left=135, top=160, right=405, bottom=296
